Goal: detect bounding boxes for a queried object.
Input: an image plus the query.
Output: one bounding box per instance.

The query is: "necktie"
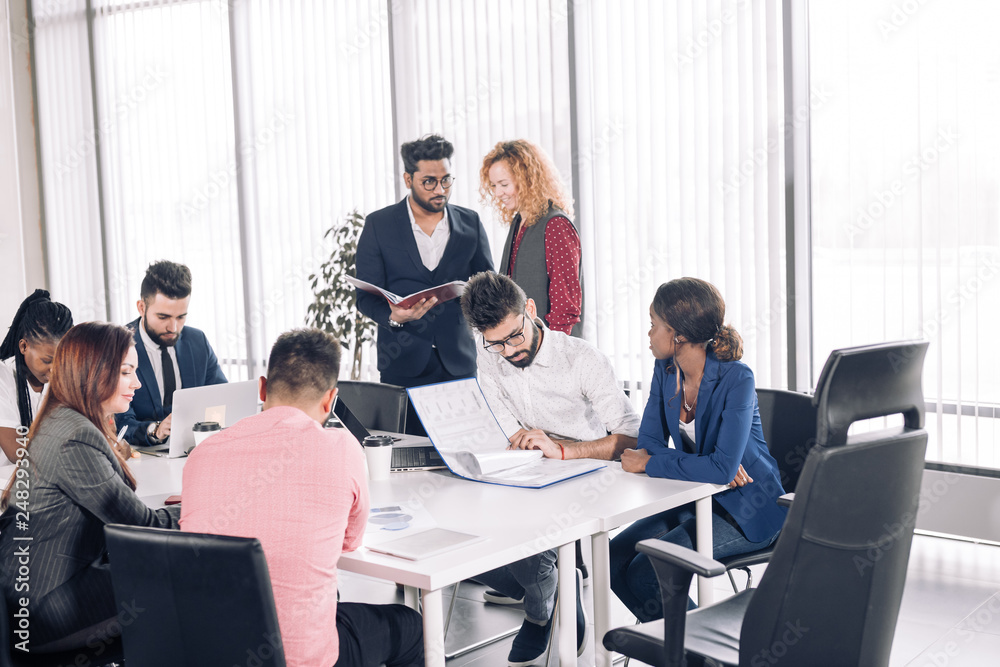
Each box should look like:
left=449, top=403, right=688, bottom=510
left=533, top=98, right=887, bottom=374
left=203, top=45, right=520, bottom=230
left=161, top=345, right=176, bottom=408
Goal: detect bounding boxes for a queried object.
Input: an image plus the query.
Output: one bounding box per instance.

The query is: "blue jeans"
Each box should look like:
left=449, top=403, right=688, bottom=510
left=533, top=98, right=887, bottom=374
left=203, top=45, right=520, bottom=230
left=474, top=550, right=558, bottom=624
left=609, top=502, right=779, bottom=622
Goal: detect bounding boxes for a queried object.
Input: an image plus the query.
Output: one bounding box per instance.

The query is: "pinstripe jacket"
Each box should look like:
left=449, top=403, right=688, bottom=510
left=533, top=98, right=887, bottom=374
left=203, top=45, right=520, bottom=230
left=0, top=406, right=180, bottom=646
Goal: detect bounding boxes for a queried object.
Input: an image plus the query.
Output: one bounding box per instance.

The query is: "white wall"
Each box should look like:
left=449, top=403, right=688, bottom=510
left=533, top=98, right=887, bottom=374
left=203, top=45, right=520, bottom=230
left=1, top=0, right=45, bottom=321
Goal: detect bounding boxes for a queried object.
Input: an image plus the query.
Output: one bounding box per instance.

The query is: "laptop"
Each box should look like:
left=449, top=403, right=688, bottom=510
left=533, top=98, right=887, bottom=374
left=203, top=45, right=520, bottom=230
left=330, top=396, right=446, bottom=472
left=136, top=380, right=259, bottom=458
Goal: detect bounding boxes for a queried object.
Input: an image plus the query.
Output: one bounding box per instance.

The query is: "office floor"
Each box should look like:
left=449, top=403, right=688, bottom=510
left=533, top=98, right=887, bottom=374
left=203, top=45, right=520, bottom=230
left=337, top=534, right=1000, bottom=666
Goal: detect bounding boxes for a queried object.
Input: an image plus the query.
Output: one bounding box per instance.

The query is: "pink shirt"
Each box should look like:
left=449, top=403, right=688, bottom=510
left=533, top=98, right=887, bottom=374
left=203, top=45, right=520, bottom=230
left=180, top=406, right=368, bottom=667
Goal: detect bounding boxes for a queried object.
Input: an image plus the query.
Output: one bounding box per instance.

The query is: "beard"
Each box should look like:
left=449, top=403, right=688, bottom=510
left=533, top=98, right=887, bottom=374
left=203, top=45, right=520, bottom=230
left=412, top=189, right=448, bottom=214
left=504, top=321, right=541, bottom=368
left=143, top=316, right=178, bottom=347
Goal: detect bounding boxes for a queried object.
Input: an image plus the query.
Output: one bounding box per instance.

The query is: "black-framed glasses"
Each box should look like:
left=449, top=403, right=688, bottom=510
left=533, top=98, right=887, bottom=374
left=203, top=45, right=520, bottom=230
left=419, top=176, right=455, bottom=191
left=483, top=312, right=529, bottom=354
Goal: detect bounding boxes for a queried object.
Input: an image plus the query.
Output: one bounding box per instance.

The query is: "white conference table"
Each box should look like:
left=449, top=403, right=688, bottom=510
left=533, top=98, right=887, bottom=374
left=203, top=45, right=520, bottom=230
left=132, top=455, right=723, bottom=667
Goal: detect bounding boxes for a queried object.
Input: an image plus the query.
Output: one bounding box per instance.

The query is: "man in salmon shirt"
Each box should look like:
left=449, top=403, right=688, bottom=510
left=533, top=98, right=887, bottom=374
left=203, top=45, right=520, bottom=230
left=180, top=328, right=423, bottom=666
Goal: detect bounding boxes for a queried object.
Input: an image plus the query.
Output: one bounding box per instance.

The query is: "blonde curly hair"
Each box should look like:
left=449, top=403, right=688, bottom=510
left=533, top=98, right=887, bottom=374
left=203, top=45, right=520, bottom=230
left=479, top=140, right=574, bottom=228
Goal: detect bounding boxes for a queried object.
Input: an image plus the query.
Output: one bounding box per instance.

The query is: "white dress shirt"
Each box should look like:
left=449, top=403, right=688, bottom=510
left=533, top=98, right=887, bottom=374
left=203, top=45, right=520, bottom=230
left=138, top=322, right=183, bottom=402
left=406, top=196, right=451, bottom=270
left=476, top=319, right=640, bottom=441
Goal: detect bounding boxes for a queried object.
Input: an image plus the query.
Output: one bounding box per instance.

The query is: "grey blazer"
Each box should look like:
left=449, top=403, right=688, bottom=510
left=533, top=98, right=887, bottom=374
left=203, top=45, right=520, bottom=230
left=0, top=406, right=179, bottom=647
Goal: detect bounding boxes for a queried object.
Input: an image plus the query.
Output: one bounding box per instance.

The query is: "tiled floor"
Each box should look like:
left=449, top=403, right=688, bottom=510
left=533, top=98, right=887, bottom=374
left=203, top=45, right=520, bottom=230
left=338, top=533, right=1000, bottom=666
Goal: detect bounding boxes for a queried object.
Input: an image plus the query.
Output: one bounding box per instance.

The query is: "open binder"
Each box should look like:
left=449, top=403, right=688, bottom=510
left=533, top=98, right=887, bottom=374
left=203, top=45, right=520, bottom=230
left=406, top=379, right=605, bottom=489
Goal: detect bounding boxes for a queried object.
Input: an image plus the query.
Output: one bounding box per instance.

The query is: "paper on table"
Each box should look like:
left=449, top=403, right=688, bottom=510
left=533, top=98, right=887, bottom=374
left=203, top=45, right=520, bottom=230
left=363, top=501, right=438, bottom=548
left=346, top=276, right=467, bottom=310
left=366, top=527, right=486, bottom=561
left=406, top=378, right=605, bottom=489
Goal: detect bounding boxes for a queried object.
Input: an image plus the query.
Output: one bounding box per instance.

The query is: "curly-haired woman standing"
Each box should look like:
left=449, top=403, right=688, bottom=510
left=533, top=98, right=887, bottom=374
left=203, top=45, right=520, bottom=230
left=481, top=140, right=584, bottom=336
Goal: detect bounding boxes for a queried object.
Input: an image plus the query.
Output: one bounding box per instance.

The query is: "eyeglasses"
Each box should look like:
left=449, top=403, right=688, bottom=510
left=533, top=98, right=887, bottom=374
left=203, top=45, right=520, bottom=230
left=483, top=313, right=529, bottom=353
left=418, top=176, right=455, bottom=191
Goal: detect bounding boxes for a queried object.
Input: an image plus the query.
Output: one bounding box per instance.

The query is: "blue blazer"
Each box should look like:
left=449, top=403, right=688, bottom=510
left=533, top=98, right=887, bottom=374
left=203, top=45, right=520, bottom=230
left=640, top=352, right=787, bottom=543
left=115, top=318, right=227, bottom=446
left=355, top=198, right=494, bottom=381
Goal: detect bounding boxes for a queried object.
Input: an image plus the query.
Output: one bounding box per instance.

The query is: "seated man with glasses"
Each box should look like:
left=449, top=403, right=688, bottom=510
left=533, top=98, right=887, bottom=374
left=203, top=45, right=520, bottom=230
left=459, top=271, right=640, bottom=666
left=355, top=134, right=493, bottom=391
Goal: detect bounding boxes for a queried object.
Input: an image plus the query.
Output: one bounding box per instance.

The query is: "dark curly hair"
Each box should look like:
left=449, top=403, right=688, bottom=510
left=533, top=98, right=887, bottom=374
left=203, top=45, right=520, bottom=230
left=400, top=134, right=454, bottom=175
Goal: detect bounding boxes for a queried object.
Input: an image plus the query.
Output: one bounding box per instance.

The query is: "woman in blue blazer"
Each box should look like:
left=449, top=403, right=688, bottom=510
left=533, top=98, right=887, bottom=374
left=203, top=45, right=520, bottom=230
left=609, top=278, right=787, bottom=621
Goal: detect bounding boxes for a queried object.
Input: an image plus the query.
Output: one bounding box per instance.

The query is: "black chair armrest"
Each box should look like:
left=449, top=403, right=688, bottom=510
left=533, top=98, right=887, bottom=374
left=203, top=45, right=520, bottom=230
left=636, top=539, right=726, bottom=578
left=778, top=493, right=795, bottom=508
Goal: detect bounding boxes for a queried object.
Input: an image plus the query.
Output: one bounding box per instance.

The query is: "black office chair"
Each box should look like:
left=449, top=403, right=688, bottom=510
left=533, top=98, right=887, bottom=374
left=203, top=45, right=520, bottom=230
left=719, top=388, right=818, bottom=591
left=336, top=380, right=409, bottom=432
left=104, top=524, right=286, bottom=666
left=0, top=594, right=123, bottom=667
left=604, top=341, right=929, bottom=667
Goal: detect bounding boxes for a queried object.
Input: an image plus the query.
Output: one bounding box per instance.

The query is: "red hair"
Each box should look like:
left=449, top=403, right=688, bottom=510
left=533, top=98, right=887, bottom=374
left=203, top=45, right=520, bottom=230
left=479, top=140, right=573, bottom=228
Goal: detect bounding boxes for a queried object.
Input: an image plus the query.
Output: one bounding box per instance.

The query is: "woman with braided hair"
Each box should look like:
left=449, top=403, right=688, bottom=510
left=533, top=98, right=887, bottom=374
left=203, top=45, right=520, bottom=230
left=0, top=290, right=72, bottom=463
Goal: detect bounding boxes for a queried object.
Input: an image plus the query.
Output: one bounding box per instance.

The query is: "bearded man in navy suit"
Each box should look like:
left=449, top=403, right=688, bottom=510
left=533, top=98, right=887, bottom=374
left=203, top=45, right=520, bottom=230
left=116, top=260, right=227, bottom=446
left=355, top=135, right=494, bottom=388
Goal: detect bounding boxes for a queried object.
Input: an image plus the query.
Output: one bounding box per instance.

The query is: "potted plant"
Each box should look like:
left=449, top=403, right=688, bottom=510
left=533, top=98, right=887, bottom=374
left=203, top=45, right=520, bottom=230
left=306, top=210, right=375, bottom=380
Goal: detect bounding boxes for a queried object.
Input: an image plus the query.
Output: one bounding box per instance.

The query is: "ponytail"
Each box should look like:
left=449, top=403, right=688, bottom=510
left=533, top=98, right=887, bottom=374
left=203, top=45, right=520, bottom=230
left=710, top=324, right=743, bottom=361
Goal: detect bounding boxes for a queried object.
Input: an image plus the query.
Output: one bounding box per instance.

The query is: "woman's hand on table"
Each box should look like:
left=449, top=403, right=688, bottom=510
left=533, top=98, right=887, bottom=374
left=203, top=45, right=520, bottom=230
left=620, top=447, right=651, bottom=473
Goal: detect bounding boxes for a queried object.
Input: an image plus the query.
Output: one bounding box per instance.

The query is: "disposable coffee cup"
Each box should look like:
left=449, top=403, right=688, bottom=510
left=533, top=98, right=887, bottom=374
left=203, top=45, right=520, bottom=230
left=192, top=421, right=221, bottom=448
left=363, top=435, right=394, bottom=481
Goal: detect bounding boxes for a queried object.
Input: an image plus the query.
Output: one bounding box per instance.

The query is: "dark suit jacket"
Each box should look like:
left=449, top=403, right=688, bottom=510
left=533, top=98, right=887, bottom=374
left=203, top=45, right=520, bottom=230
left=0, top=407, right=179, bottom=646
left=640, top=352, right=788, bottom=543
left=115, top=318, right=227, bottom=446
left=355, top=198, right=493, bottom=381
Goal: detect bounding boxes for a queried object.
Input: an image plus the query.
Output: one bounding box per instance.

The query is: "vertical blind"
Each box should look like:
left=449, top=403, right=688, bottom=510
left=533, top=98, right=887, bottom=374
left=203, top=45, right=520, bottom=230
left=574, top=0, right=788, bottom=396
left=91, top=0, right=247, bottom=379
left=32, top=1, right=106, bottom=323
left=809, top=0, right=1000, bottom=467
left=33, top=0, right=786, bottom=406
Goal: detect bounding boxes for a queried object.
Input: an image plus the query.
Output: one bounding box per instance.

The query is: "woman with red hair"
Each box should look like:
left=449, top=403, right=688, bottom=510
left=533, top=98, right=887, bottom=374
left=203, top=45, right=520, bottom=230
left=0, top=322, right=179, bottom=653
left=481, top=140, right=584, bottom=336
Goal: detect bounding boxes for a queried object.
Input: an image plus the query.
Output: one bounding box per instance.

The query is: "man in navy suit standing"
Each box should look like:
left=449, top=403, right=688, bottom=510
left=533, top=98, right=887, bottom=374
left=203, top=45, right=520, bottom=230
left=355, top=135, right=493, bottom=388
left=116, top=260, right=227, bottom=446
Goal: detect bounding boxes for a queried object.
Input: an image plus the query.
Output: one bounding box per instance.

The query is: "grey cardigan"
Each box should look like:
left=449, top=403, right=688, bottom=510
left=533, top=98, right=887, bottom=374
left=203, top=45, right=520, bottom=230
left=0, top=406, right=179, bottom=646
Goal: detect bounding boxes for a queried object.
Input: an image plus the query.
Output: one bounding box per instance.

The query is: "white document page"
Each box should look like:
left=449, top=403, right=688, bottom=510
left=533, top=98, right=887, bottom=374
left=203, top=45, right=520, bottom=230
left=406, top=379, right=605, bottom=488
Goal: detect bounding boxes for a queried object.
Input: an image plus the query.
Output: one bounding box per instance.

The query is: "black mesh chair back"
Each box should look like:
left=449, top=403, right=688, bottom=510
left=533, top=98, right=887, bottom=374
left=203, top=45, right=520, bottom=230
left=718, top=389, right=818, bottom=590
left=813, top=340, right=927, bottom=447
left=756, top=388, right=818, bottom=494
left=104, top=524, right=286, bottom=667
left=337, top=380, right=408, bottom=432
